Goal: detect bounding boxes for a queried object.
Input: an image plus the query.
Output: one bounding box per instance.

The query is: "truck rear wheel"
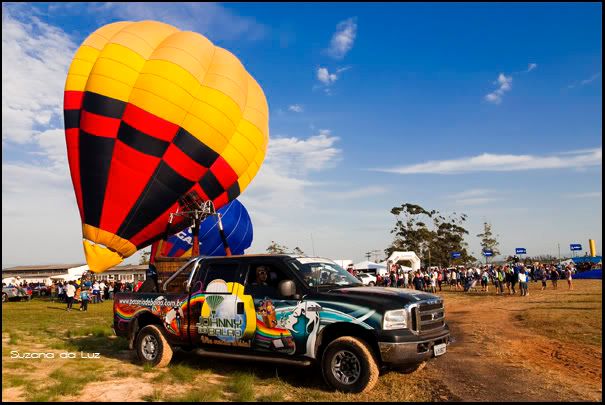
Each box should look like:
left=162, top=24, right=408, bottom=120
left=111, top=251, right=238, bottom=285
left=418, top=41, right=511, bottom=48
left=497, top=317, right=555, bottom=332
left=135, top=325, right=173, bottom=368
left=321, top=336, right=379, bottom=393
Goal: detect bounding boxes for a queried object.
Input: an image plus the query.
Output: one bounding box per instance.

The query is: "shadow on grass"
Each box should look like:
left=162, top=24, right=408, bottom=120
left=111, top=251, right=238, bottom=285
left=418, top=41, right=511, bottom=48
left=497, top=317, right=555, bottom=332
left=168, top=349, right=329, bottom=392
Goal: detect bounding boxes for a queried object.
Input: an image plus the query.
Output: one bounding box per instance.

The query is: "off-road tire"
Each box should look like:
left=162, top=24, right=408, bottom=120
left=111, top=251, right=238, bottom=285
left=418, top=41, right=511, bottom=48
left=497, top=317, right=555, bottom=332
left=135, top=325, right=173, bottom=368
left=368, top=282, right=375, bottom=286
left=321, top=336, right=379, bottom=393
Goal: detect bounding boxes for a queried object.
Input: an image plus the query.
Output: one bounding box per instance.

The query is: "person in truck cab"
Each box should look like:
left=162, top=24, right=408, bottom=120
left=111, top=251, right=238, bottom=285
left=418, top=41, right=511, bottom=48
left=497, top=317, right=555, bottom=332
left=252, top=266, right=270, bottom=286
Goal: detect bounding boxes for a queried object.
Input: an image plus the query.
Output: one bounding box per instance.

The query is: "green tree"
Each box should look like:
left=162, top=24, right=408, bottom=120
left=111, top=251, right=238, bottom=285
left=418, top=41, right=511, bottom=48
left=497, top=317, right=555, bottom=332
left=386, top=204, right=475, bottom=267
left=266, top=241, right=289, bottom=254
left=476, top=222, right=500, bottom=257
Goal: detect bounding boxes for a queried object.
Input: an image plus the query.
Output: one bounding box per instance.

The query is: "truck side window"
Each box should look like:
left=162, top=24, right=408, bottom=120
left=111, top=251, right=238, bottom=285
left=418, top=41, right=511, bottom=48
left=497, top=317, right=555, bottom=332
left=202, top=263, right=242, bottom=290
left=243, top=263, right=292, bottom=298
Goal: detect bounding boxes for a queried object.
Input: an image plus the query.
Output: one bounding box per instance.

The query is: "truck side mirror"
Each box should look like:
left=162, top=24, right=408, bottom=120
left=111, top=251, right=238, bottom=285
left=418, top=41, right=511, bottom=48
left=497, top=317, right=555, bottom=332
left=278, top=280, right=296, bottom=298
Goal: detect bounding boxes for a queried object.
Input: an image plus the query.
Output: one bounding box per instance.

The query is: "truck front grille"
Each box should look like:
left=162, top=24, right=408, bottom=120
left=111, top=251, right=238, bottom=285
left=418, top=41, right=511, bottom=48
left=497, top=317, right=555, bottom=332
left=410, top=301, right=445, bottom=333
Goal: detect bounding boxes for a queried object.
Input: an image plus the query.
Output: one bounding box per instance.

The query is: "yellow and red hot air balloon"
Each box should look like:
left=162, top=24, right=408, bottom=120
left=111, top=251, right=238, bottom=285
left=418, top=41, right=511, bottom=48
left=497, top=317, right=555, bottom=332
left=64, top=21, right=269, bottom=273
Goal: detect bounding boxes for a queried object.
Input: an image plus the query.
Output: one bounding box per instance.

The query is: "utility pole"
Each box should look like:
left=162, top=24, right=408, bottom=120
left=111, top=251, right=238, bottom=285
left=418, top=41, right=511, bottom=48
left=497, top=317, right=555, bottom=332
left=558, top=243, right=561, bottom=266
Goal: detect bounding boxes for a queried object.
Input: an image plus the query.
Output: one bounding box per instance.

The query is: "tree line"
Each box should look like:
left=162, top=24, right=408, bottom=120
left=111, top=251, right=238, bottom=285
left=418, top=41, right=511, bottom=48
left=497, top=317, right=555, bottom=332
left=265, top=202, right=501, bottom=268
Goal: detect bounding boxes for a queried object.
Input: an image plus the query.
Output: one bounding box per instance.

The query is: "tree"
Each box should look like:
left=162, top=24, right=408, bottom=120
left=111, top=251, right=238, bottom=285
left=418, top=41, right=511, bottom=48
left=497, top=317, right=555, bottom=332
left=139, top=250, right=151, bottom=265
left=386, top=203, right=475, bottom=268
left=266, top=241, right=289, bottom=254
left=476, top=222, right=500, bottom=257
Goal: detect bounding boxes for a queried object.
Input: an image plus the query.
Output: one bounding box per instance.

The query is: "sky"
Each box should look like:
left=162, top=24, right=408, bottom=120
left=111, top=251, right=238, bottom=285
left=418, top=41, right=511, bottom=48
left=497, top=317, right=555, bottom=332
left=2, top=2, right=602, bottom=268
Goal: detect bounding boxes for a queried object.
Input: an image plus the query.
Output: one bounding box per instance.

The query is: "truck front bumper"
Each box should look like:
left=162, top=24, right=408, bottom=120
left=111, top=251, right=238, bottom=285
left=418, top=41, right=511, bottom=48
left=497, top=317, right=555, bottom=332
left=378, top=330, right=450, bottom=365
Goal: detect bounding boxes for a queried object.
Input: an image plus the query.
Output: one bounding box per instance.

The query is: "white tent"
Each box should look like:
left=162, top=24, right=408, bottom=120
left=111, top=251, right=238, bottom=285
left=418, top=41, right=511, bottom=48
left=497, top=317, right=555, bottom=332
left=333, top=259, right=354, bottom=269
left=386, top=251, right=421, bottom=272
left=50, top=265, right=89, bottom=282
left=353, top=261, right=387, bottom=276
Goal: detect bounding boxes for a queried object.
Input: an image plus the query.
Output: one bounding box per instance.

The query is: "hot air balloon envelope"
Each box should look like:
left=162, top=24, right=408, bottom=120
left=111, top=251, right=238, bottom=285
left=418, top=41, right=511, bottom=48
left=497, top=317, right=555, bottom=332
left=64, top=20, right=269, bottom=273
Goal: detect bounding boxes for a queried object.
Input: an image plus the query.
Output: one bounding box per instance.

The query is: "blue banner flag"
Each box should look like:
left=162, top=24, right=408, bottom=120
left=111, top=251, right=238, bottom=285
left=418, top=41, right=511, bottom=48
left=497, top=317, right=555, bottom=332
left=570, top=244, right=582, bottom=251
left=515, top=248, right=527, bottom=255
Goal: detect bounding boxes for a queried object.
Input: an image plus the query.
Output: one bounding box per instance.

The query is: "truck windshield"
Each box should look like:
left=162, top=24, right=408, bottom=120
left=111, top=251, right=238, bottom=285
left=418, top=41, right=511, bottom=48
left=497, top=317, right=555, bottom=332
left=287, top=258, right=362, bottom=288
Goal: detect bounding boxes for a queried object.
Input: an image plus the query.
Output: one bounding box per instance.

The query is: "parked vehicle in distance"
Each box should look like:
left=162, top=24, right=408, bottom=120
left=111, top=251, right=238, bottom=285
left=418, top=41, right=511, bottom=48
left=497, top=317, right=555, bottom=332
left=30, top=283, right=50, bottom=297
left=356, top=272, right=377, bottom=286
left=113, top=255, right=450, bottom=393
left=2, top=286, right=32, bottom=302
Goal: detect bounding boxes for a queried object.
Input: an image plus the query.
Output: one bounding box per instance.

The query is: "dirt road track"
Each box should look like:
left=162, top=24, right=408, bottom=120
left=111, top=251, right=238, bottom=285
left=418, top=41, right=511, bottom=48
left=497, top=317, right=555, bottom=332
left=426, top=287, right=602, bottom=402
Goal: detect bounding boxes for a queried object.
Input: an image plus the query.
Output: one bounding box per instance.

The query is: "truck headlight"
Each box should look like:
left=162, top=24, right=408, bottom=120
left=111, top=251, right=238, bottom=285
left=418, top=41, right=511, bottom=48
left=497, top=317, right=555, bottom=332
left=383, top=309, right=408, bottom=330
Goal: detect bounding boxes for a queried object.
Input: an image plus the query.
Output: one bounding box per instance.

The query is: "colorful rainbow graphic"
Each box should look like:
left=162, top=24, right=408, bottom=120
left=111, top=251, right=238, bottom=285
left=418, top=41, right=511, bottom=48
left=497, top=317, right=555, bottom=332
left=181, top=293, right=205, bottom=311
left=254, top=319, right=291, bottom=341
left=115, top=306, right=149, bottom=322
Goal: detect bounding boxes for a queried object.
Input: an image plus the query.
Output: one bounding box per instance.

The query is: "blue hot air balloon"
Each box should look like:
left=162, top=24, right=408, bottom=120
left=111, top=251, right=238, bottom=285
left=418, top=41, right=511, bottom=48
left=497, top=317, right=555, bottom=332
left=158, top=199, right=253, bottom=257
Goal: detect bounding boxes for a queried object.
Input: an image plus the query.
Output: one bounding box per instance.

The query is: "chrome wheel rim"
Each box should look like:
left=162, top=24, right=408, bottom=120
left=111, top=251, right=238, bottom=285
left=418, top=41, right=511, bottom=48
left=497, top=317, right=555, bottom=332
left=141, top=334, right=159, bottom=361
left=331, top=350, right=361, bottom=385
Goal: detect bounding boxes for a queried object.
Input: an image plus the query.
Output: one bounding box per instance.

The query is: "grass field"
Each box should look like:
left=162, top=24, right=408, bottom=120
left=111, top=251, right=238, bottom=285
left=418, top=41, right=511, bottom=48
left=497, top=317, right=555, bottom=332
left=2, top=280, right=602, bottom=402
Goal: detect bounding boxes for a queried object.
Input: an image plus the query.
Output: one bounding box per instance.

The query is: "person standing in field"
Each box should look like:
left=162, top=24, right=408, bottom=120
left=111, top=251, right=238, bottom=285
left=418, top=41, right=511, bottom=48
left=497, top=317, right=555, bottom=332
left=65, top=281, right=76, bottom=311
left=541, top=266, right=548, bottom=290
left=79, top=287, right=90, bottom=311
left=497, top=267, right=506, bottom=295
left=518, top=268, right=528, bottom=296
left=565, top=266, right=573, bottom=290
left=550, top=267, right=559, bottom=290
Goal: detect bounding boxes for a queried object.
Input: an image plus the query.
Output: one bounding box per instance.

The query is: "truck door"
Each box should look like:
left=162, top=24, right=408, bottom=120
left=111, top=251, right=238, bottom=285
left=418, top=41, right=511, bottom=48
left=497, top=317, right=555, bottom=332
left=242, top=261, right=313, bottom=356
left=187, top=260, right=247, bottom=348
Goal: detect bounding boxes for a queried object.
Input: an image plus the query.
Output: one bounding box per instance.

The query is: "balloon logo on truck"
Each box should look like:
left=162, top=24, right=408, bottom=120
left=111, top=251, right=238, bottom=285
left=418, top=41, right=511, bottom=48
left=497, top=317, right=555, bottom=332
left=64, top=20, right=269, bottom=273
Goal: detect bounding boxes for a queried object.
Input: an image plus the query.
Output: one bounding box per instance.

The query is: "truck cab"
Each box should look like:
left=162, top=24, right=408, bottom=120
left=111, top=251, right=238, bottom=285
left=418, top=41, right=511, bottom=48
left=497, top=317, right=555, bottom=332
left=113, top=254, right=450, bottom=393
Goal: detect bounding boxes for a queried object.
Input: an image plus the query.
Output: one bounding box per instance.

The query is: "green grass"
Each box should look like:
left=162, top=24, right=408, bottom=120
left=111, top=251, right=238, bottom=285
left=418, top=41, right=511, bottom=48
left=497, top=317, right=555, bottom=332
left=2, top=374, right=30, bottom=388
left=229, top=371, right=256, bottom=402
left=171, top=385, right=223, bottom=402
left=142, top=389, right=164, bottom=402
left=152, top=363, right=202, bottom=383
left=25, top=363, right=107, bottom=402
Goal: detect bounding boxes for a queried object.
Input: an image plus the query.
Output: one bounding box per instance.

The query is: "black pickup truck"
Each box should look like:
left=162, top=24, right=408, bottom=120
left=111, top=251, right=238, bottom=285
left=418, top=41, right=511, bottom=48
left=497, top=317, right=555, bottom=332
left=113, top=254, right=450, bottom=393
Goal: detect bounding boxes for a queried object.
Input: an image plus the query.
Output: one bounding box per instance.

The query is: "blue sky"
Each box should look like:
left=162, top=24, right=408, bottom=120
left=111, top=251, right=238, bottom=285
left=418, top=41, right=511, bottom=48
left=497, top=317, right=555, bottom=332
left=2, top=2, right=602, bottom=267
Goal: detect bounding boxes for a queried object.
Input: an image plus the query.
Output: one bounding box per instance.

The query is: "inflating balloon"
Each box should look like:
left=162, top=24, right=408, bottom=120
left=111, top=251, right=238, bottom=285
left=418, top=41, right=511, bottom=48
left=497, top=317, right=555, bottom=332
left=156, top=199, right=253, bottom=257
left=64, top=21, right=269, bottom=273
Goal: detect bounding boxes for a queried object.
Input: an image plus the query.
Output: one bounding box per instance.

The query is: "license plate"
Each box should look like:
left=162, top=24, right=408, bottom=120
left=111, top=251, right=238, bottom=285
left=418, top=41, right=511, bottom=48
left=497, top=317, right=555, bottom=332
left=434, top=343, right=447, bottom=356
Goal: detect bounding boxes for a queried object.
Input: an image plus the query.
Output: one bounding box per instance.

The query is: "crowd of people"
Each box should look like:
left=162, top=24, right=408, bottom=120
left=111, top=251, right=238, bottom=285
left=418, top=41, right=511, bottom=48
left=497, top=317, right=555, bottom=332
left=51, top=276, right=143, bottom=311
left=372, top=261, right=577, bottom=296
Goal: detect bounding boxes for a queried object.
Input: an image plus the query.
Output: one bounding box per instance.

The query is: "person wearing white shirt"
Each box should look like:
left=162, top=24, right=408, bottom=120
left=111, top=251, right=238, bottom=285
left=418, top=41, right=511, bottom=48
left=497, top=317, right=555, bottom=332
left=65, top=282, right=76, bottom=311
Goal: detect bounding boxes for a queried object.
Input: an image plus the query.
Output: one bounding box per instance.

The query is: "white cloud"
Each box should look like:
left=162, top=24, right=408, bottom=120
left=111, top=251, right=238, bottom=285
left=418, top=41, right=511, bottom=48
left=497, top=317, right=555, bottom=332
left=2, top=5, right=77, bottom=145
left=241, top=130, right=343, bottom=225
left=326, top=17, right=357, bottom=59
left=372, top=147, right=602, bottom=175
left=446, top=189, right=501, bottom=207
left=526, top=63, right=537, bottom=72
left=288, top=104, right=304, bottom=113
left=568, top=73, right=601, bottom=89
left=58, top=2, right=268, bottom=42
left=317, top=67, right=338, bottom=85
left=564, top=192, right=602, bottom=199
left=485, top=73, right=513, bottom=104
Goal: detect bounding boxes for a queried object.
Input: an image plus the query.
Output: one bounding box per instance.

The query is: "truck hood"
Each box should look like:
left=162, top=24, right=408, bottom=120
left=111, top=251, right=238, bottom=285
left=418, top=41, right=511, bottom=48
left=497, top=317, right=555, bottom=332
left=313, top=286, right=441, bottom=311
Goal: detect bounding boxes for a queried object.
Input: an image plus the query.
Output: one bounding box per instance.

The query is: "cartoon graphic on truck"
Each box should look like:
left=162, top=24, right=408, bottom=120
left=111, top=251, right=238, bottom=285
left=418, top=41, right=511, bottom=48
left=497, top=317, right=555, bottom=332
left=113, top=255, right=450, bottom=393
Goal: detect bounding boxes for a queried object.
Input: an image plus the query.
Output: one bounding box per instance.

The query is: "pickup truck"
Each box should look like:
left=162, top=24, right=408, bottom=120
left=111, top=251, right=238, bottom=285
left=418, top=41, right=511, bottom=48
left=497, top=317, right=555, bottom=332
left=113, top=255, right=450, bottom=393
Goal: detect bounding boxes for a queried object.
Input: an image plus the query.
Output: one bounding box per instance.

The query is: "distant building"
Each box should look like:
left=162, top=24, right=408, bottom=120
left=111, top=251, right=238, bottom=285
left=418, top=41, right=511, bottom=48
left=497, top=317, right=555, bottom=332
left=2, top=263, right=147, bottom=285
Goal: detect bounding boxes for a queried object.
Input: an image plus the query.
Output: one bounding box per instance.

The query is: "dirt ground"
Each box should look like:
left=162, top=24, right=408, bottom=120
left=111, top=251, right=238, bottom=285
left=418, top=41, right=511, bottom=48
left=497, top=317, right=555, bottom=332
left=427, top=281, right=602, bottom=402
left=2, top=280, right=602, bottom=402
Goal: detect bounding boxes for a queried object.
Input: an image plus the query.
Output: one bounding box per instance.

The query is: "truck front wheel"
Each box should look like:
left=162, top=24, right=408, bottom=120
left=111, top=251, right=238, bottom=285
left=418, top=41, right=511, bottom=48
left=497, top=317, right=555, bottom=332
left=135, top=325, right=173, bottom=368
left=321, top=336, right=379, bottom=393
